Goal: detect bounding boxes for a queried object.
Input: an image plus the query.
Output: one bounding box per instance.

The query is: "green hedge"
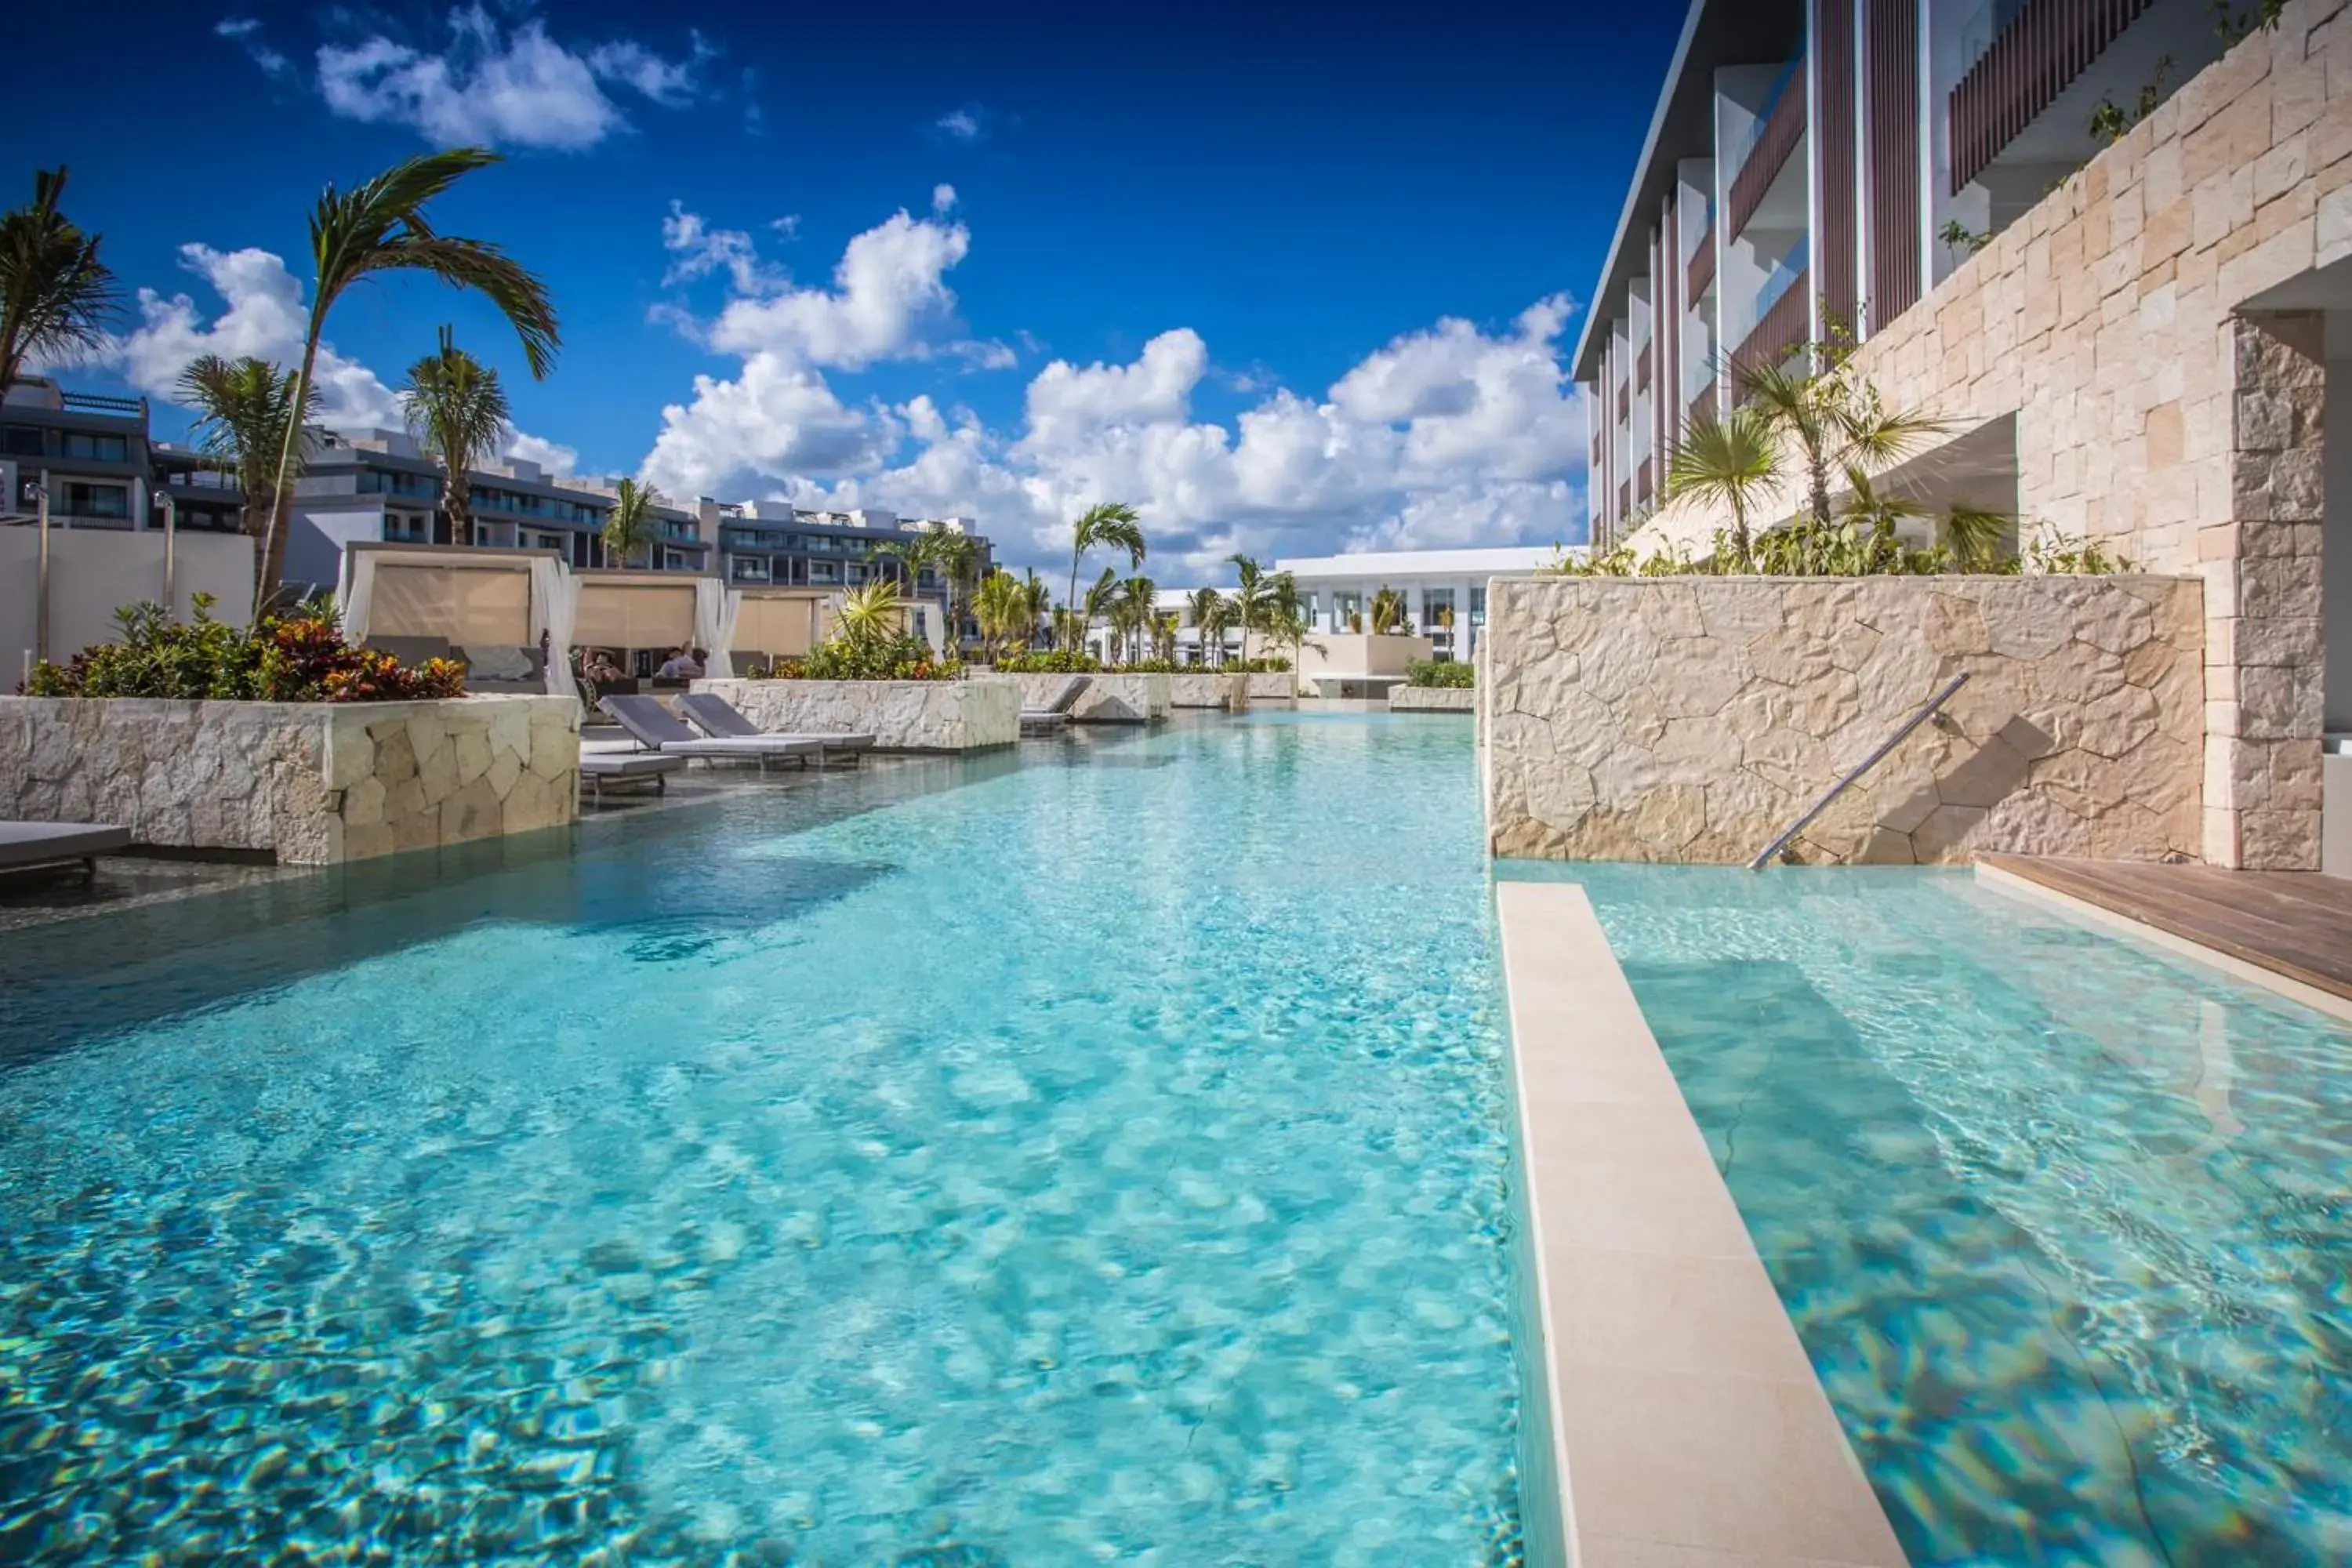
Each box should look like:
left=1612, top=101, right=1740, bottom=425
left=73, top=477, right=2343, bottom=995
left=1405, top=659, right=1473, bottom=688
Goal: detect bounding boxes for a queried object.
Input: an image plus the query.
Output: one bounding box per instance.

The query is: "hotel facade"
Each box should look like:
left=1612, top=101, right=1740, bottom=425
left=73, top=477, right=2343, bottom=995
left=1577, top=0, right=2352, bottom=873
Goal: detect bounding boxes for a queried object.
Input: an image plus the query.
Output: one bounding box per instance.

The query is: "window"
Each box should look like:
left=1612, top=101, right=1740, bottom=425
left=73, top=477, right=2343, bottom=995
left=731, top=557, right=771, bottom=583
left=358, top=469, right=438, bottom=499
left=383, top=513, right=430, bottom=543
left=1469, top=586, right=1487, bottom=620
left=57, top=431, right=129, bottom=461
left=0, top=426, right=40, bottom=457
left=62, top=481, right=129, bottom=518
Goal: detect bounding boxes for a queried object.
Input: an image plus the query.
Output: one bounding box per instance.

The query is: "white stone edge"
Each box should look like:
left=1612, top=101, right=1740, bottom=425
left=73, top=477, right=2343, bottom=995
left=1972, top=861, right=2352, bottom=1025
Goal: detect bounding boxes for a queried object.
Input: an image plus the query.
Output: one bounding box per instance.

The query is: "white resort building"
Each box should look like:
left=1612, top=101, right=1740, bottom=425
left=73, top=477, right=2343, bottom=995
left=1276, top=546, right=1563, bottom=662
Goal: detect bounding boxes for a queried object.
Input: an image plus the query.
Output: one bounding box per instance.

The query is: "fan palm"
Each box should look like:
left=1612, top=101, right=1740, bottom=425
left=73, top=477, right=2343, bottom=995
left=401, top=326, right=509, bottom=545
left=176, top=355, right=315, bottom=542
left=1187, top=586, right=1229, bottom=668
left=1227, top=554, right=1269, bottom=665
left=1739, top=347, right=1947, bottom=537
left=1664, top=405, right=1780, bottom=564
left=601, top=477, right=664, bottom=568
left=0, top=167, right=119, bottom=392
left=1065, top=502, right=1145, bottom=652
left=256, top=147, right=560, bottom=607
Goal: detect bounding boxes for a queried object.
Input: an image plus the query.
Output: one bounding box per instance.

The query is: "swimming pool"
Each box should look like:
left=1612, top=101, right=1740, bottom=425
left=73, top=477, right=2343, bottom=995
left=0, top=715, right=1523, bottom=1564
left=1523, top=862, right=2352, bottom=1566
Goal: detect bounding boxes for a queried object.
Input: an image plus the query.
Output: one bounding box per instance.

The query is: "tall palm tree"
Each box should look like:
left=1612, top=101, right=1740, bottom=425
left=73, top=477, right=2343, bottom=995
left=1079, top=568, right=1120, bottom=662
left=1266, top=571, right=1306, bottom=669
left=256, top=147, right=560, bottom=607
left=935, top=532, right=982, bottom=648
left=1018, top=569, right=1052, bottom=651
left=601, top=477, right=664, bottom=568
left=1118, top=575, right=1157, bottom=665
left=401, top=326, right=509, bottom=546
left=1065, top=502, right=1145, bottom=652
left=176, top=355, right=314, bottom=543
left=1664, top=405, right=1780, bottom=564
left=974, top=568, right=1027, bottom=660
left=0, top=167, right=118, bottom=392
left=1187, top=586, right=1229, bottom=668
left=1227, top=553, right=1269, bottom=665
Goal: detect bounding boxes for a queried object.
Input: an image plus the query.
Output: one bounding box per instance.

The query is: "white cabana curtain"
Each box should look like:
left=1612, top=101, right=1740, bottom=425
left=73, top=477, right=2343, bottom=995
left=528, top=555, right=576, bottom=697
left=693, top=578, right=740, bottom=678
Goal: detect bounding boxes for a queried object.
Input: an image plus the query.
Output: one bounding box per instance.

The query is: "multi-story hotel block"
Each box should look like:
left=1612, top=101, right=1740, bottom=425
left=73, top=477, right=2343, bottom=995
left=1577, top=0, right=2352, bottom=871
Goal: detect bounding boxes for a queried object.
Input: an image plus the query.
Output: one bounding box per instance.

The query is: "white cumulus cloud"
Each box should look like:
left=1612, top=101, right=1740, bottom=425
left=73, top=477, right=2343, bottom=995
left=633, top=203, right=1588, bottom=575
left=311, top=5, right=705, bottom=150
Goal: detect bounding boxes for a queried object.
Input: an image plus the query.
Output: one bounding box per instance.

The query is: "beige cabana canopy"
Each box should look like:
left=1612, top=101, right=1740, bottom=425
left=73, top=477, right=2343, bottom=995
left=573, top=571, right=702, bottom=651
left=731, top=588, right=835, bottom=660
left=337, top=543, right=575, bottom=695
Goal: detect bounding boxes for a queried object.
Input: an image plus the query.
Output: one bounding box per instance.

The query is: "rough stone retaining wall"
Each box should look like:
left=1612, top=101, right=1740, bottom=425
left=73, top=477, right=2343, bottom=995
left=0, top=695, right=578, bottom=864
left=1242, top=673, right=1296, bottom=703
left=1167, top=673, right=1248, bottom=710
left=1391, top=686, right=1476, bottom=712
left=1000, top=673, right=1171, bottom=723
left=1482, top=576, right=2204, bottom=865
left=697, top=678, right=1017, bottom=750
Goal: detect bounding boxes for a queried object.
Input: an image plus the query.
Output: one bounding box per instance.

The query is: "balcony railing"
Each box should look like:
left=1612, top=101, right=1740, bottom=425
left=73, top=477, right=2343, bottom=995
left=1730, top=267, right=1811, bottom=387
left=1948, top=0, right=2156, bottom=194
left=1686, top=227, right=1717, bottom=301
left=1637, top=344, right=1653, bottom=394
left=1617, top=380, right=1629, bottom=423
left=58, top=390, right=146, bottom=418
left=1727, top=58, right=1808, bottom=241
left=1637, top=457, right=1653, bottom=504
left=1687, top=378, right=1718, bottom=430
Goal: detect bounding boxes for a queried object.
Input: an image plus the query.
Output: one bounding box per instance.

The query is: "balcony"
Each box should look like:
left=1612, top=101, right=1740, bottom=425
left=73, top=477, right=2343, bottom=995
left=1727, top=57, right=1807, bottom=241
left=1617, top=380, right=1630, bottom=423
left=1637, top=344, right=1653, bottom=394
left=1686, top=378, right=1719, bottom=430
left=1686, top=227, right=1717, bottom=301
left=1730, top=267, right=1811, bottom=387
left=1637, top=458, right=1653, bottom=505
left=1949, top=0, right=2158, bottom=194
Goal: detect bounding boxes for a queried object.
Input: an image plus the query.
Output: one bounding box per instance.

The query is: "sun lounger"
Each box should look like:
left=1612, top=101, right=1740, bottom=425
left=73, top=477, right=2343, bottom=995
left=676, top=693, right=875, bottom=764
left=579, top=752, right=684, bottom=804
left=598, top=694, right=822, bottom=774
left=1021, top=674, right=1091, bottom=735
left=0, top=821, right=131, bottom=879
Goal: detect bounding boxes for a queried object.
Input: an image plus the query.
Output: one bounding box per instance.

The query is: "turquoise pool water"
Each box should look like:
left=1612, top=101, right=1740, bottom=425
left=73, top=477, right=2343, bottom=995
left=1523, top=863, right=2352, bottom=1567
left=0, top=715, right=1523, bottom=1565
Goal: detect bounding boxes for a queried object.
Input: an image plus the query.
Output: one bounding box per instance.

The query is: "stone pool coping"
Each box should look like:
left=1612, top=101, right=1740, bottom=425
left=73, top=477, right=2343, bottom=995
left=1494, top=881, right=1907, bottom=1568
left=1974, top=860, right=2352, bottom=1025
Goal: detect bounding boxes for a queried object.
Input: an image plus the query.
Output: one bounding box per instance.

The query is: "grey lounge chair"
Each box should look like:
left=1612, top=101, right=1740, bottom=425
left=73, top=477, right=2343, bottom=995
left=579, top=751, right=684, bottom=803
left=677, top=692, right=875, bottom=765
left=599, top=694, right=823, bottom=774
left=0, top=821, right=131, bottom=879
left=1022, top=674, right=1091, bottom=735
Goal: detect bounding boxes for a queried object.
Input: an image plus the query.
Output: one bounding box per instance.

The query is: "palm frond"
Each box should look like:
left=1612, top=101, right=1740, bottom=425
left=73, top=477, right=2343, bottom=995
left=372, top=237, right=561, bottom=379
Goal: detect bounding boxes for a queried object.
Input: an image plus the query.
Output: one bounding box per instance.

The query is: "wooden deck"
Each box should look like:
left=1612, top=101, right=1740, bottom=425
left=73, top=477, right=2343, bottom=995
left=1978, top=855, right=2352, bottom=1008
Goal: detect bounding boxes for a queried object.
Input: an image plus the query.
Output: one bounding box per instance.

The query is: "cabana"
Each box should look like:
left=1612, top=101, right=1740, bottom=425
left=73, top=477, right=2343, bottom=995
left=729, top=587, right=836, bottom=674
left=336, top=543, right=575, bottom=697
left=572, top=570, right=738, bottom=680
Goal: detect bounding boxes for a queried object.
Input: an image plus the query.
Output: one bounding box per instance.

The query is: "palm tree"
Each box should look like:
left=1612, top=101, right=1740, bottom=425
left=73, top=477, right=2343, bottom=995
left=1065, top=502, right=1145, bottom=652
left=867, top=529, right=942, bottom=597
left=973, top=568, right=1027, bottom=661
left=1118, top=575, right=1157, bottom=665
left=1018, top=569, right=1052, bottom=652
left=256, top=147, right=560, bottom=608
left=1266, top=571, right=1307, bottom=670
left=1154, top=611, right=1180, bottom=664
left=0, top=167, right=118, bottom=392
left=401, top=326, right=509, bottom=546
left=832, top=578, right=902, bottom=649
left=1369, top=586, right=1407, bottom=635
left=1187, top=586, right=1229, bottom=668
left=601, top=477, right=664, bottom=568
left=1227, top=553, right=1269, bottom=666
left=176, top=355, right=314, bottom=543
left=935, top=532, right=982, bottom=648
left=1079, top=568, right=1120, bottom=662
left=1739, top=345, right=1945, bottom=538
left=1664, top=405, right=1780, bottom=564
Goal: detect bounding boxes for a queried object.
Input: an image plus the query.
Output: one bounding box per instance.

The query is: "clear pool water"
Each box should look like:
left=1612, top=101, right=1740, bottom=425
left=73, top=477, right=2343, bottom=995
left=1523, top=863, right=2352, bottom=1567
left=0, top=714, right=1523, bottom=1565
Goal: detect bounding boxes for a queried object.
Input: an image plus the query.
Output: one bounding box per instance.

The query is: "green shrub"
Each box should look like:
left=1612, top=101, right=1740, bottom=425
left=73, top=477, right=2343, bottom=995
left=1406, top=659, right=1474, bottom=688
left=1217, top=656, right=1292, bottom=673
left=773, top=633, right=960, bottom=682
left=21, top=597, right=466, bottom=702
left=993, top=649, right=1101, bottom=673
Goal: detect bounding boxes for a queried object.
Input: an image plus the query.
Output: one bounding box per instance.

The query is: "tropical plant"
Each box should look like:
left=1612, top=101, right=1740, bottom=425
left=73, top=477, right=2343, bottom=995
left=1064, top=502, right=1145, bottom=651
left=401, top=326, right=510, bottom=544
left=1154, top=610, right=1180, bottom=664
left=1076, top=568, right=1120, bottom=661
left=23, top=595, right=463, bottom=702
left=2210, top=0, right=2285, bottom=44
left=973, top=568, right=1029, bottom=661
left=0, top=167, right=118, bottom=392
left=994, top=648, right=1100, bottom=673
left=1188, top=586, right=1231, bottom=667
left=1937, top=219, right=1991, bottom=257
left=1664, top=405, right=1780, bottom=564
left=1737, top=336, right=1948, bottom=539
left=176, top=355, right=316, bottom=542
left=601, top=477, right=664, bottom=568
left=1368, top=586, right=1409, bottom=635
left=1018, top=570, right=1052, bottom=649
left=831, top=579, right=904, bottom=648
left=867, top=527, right=944, bottom=594
left=1115, top=575, right=1158, bottom=666
left=936, top=532, right=982, bottom=647
left=1406, top=659, right=1474, bottom=689
left=256, top=147, right=561, bottom=608
left=1227, top=554, right=1271, bottom=665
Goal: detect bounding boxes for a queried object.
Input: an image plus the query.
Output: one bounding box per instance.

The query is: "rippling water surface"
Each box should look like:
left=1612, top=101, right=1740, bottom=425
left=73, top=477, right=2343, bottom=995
left=1530, top=862, right=2352, bottom=1568
left=0, top=713, right=1522, bottom=1566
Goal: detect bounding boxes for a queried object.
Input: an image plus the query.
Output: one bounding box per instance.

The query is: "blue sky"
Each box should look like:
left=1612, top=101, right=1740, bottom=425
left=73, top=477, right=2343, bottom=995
left=13, top=0, right=1682, bottom=574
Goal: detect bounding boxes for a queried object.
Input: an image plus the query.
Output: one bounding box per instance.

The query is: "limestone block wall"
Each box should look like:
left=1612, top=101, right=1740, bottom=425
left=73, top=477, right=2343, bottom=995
left=1391, top=686, right=1477, bottom=713
left=0, top=695, right=579, bottom=864
left=1167, top=673, right=1248, bottom=710
left=998, top=673, right=1172, bottom=723
left=699, top=677, right=1018, bottom=750
left=1242, top=673, right=1296, bottom=703
left=1630, top=4, right=2347, bottom=867
left=1482, top=577, right=2204, bottom=865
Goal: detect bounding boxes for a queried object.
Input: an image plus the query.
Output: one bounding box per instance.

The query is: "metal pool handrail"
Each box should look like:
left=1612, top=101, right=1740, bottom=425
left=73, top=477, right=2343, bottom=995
left=1748, top=673, right=1971, bottom=870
